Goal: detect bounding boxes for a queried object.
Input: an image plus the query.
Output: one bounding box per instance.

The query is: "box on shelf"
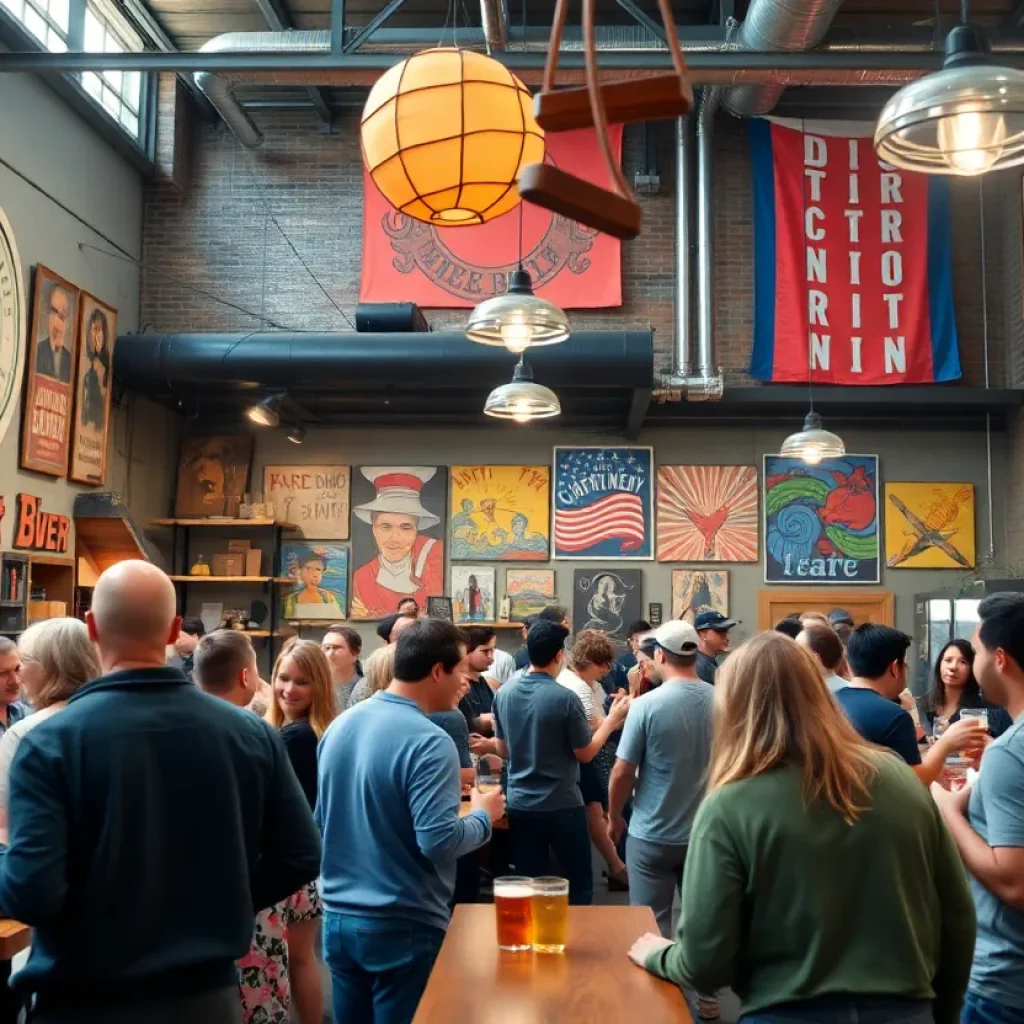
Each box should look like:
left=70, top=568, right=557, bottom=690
left=227, top=539, right=251, bottom=554
left=212, top=553, right=246, bottom=577
left=244, top=548, right=262, bottom=576
left=29, top=600, right=67, bottom=622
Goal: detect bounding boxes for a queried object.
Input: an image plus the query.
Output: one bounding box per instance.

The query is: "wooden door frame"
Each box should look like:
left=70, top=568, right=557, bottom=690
left=758, top=588, right=895, bottom=631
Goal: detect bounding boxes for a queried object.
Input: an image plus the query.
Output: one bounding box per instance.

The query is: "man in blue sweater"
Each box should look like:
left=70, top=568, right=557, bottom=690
left=0, top=561, right=321, bottom=1023
left=318, top=618, right=505, bottom=1024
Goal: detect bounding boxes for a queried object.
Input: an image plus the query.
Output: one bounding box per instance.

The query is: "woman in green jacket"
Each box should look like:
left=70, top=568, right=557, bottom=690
left=628, top=630, right=976, bottom=1024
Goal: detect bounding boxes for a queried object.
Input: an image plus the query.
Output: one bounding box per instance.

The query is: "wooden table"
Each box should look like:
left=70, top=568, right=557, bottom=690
left=413, top=905, right=692, bottom=1023
left=0, top=919, right=30, bottom=960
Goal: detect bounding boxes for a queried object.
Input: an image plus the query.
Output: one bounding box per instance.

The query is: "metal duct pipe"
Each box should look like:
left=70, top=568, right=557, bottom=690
left=481, top=0, right=509, bottom=52
left=693, top=88, right=723, bottom=399
left=723, top=0, right=845, bottom=117
left=675, top=116, right=693, bottom=379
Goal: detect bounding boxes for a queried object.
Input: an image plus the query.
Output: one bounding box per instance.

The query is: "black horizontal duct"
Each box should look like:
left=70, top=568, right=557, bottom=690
left=113, top=330, right=654, bottom=394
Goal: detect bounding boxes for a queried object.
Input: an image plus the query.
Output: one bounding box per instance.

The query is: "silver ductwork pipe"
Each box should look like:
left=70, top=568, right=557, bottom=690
left=692, top=88, right=723, bottom=399
left=675, top=117, right=692, bottom=379
left=481, top=0, right=508, bottom=52
left=722, top=0, right=845, bottom=117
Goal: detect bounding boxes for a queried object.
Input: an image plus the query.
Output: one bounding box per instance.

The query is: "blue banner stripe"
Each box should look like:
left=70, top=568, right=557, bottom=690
left=749, top=118, right=777, bottom=381
left=926, top=177, right=962, bottom=382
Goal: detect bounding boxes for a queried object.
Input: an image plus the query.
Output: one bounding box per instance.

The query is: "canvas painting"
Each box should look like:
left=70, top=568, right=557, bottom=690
left=506, top=568, right=556, bottom=621
left=884, top=483, right=976, bottom=569
left=264, top=465, right=351, bottom=539
left=672, top=569, right=729, bottom=623
left=68, top=292, right=116, bottom=485
left=656, top=465, right=758, bottom=562
left=572, top=568, right=642, bottom=644
left=174, top=436, right=254, bottom=518
left=20, top=266, right=79, bottom=477
left=554, top=447, right=653, bottom=559
left=280, top=542, right=348, bottom=620
left=763, top=455, right=880, bottom=584
left=450, top=465, right=550, bottom=560
left=451, top=566, right=496, bottom=623
left=350, top=466, right=446, bottom=620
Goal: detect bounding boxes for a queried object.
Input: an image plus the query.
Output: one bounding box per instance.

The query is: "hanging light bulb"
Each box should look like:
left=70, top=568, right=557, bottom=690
left=780, top=411, right=846, bottom=465
left=466, top=267, right=570, bottom=353
left=483, top=359, right=561, bottom=423
left=875, top=21, right=1024, bottom=176
left=246, top=393, right=284, bottom=427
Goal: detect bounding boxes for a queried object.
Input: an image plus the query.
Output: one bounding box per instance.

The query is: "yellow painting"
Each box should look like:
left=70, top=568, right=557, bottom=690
left=884, top=483, right=975, bottom=569
left=450, top=465, right=550, bottom=561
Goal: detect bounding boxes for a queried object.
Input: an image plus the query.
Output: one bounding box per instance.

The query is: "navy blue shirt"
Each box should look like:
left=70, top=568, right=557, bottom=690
left=429, top=709, right=473, bottom=769
left=493, top=671, right=591, bottom=812
left=0, top=667, right=320, bottom=1007
left=458, top=676, right=494, bottom=733
left=835, top=686, right=922, bottom=766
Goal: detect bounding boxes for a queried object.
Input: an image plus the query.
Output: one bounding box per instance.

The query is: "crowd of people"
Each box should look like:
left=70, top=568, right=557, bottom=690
left=0, top=561, right=1019, bottom=1024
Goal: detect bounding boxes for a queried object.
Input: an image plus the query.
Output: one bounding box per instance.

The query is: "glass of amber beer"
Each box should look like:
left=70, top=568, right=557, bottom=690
left=531, top=877, right=569, bottom=953
left=494, top=876, right=533, bottom=951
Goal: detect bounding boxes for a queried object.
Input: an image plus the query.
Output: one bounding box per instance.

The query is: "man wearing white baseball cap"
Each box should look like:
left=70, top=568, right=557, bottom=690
left=608, top=619, right=718, bottom=1018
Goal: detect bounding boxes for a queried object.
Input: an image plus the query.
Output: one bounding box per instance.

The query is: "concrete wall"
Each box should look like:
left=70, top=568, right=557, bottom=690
left=0, top=69, right=177, bottom=552
left=171, top=423, right=1005, bottom=660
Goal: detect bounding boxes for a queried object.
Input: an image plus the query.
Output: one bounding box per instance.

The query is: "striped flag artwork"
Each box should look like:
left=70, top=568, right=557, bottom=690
left=553, top=447, right=653, bottom=560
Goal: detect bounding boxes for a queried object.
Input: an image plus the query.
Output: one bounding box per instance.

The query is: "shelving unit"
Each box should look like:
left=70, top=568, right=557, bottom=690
left=0, top=553, right=29, bottom=636
left=28, top=556, right=75, bottom=624
left=151, top=518, right=297, bottom=666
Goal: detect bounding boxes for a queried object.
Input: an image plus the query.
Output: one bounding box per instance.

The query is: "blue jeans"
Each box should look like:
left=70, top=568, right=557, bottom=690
left=741, top=995, right=933, bottom=1024
left=507, top=805, right=594, bottom=905
left=323, top=912, right=445, bottom=1024
left=962, top=991, right=1024, bottom=1024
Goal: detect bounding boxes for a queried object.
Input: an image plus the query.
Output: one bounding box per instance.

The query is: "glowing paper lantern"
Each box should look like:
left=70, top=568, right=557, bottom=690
left=361, top=47, right=544, bottom=226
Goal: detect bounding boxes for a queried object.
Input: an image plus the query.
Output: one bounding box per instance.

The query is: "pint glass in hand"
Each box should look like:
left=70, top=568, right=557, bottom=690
left=494, top=876, right=533, bottom=951
left=531, top=877, right=569, bottom=953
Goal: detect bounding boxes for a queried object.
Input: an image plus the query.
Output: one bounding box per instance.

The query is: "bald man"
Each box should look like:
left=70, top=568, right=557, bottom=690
left=0, top=561, right=321, bottom=1023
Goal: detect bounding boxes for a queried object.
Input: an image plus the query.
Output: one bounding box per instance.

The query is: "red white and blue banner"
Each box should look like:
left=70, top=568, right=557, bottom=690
left=749, top=118, right=960, bottom=385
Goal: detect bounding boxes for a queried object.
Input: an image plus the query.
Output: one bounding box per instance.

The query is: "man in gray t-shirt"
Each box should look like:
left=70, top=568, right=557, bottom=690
left=931, top=593, right=1024, bottom=1024
left=609, top=620, right=714, bottom=938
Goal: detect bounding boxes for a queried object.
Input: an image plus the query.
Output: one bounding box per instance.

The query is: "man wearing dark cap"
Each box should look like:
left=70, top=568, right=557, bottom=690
left=829, top=607, right=855, bottom=646
left=376, top=613, right=415, bottom=646
left=493, top=620, right=629, bottom=905
left=693, top=610, right=737, bottom=685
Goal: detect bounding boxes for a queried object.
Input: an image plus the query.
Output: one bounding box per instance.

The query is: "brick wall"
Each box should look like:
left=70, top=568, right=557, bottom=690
left=141, top=105, right=1012, bottom=387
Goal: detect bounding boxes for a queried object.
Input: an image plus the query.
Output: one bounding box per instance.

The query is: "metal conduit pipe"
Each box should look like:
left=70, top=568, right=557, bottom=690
left=676, top=116, right=693, bottom=380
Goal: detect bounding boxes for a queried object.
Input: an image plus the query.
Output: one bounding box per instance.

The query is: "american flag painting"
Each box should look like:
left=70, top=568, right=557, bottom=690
left=553, top=447, right=653, bottom=559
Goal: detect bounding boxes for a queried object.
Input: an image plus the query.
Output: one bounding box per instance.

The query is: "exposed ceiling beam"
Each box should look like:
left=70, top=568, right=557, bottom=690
left=342, top=0, right=407, bottom=53
left=331, top=0, right=344, bottom=53
left=614, top=0, right=666, bottom=44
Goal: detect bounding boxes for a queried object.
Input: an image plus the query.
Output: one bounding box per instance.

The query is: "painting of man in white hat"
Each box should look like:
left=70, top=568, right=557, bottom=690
left=350, top=466, right=446, bottom=620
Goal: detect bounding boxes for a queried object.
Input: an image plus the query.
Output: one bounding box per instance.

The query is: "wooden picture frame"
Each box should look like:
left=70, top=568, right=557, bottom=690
left=20, top=265, right=79, bottom=477
left=68, top=292, right=117, bottom=485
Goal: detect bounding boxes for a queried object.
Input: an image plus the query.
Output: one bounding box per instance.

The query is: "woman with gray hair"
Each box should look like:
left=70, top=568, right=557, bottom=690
left=0, top=618, right=100, bottom=836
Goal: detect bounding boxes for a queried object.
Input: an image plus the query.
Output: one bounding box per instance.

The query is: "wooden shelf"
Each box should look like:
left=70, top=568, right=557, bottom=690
left=151, top=518, right=297, bottom=529
left=459, top=621, right=524, bottom=629
left=168, top=575, right=295, bottom=584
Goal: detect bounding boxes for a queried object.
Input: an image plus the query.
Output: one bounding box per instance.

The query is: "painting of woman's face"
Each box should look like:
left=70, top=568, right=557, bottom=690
left=90, top=314, right=106, bottom=356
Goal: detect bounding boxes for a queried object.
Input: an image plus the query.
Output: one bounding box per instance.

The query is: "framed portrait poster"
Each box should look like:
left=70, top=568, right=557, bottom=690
left=280, top=542, right=349, bottom=620
left=174, top=436, right=254, bottom=518
left=68, top=292, right=117, bottom=485
left=20, top=265, right=79, bottom=477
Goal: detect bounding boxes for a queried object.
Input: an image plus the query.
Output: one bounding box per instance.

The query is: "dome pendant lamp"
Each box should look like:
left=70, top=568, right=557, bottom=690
left=483, top=358, right=561, bottom=423
left=874, top=2, right=1024, bottom=175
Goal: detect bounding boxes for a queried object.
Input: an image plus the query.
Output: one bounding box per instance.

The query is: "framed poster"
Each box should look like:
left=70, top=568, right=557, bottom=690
left=884, top=483, right=975, bottom=569
left=656, top=465, right=758, bottom=562
left=427, top=596, right=453, bottom=622
left=350, top=466, right=446, bottom=620
left=0, top=207, right=26, bottom=454
left=20, top=265, right=79, bottom=477
left=671, top=569, right=729, bottom=623
left=280, top=542, right=348, bottom=620
left=174, top=436, right=254, bottom=518
left=763, top=455, right=880, bottom=584
left=451, top=566, right=496, bottom=623
left=68, top=292, right=116, bottom=485
left=506, top=568, right=556, bottom=621
left=264, top=465, right=350, bottom=539
left=450, top=465, right=550, bottom=560
left=572, top=568, right=642, bottom=644
left=553, top=446, right=653, bottom=559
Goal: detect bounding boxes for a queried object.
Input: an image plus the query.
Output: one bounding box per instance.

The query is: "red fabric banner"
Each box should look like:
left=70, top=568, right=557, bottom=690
left=359, top=126, right=623, bottom=309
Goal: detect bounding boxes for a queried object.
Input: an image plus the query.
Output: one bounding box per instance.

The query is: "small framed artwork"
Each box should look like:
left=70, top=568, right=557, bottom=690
left=506, top=568, right=556, bottom=621
left=175, top=436, right=254, bottom=519
left=280, top=542, right=349, bottom=620
left=572, top=568, right=642, bottom=644
left=427, top=596, right=454, bottom=622
left=671, top=569, right=729, bottom=624
left=68, top=292, right=117, bottom=485
left=884, top=483, right=975, bottom=569
left=648, top=603, right=663, bottom=627
left=451, top=566, right=496, bottom=623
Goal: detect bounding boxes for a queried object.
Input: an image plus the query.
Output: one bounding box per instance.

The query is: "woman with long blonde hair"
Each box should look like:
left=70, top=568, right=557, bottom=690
left=267, top=639, right=338, bottom=810
left=629, top=631, right=976, bottom=1024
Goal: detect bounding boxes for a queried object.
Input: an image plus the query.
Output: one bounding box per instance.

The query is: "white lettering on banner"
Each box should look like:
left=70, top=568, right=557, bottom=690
left=805, top=135, right=827, bottom=167
left=881, top=173, right=903, bottom=204
left=806, top=207, right=825, bottom=240
left=809, top=290, right=829, bottom=325
left=881, top=209, right=903, bottom=243
left=845, top=209, right=863, bottom=243
left=885, top=337, right=907, bottom=374
left=883, top=293, right=903, bottom=329
left=848, top=173, right=860, bottom=205
left=805, top=168, right=826, bottom=202
left=807, top=247, right=826, bottom=283
left=848, top=139, right=859, bottom=170
left=851, top=293, right=862, bottom=330
left=849, top=250, right=862, bottom=286
left=881, top=251, right=903, bottom=287
left=851, top=337, right=863, bottom=373
left=811, top=334, right=830, bottom=369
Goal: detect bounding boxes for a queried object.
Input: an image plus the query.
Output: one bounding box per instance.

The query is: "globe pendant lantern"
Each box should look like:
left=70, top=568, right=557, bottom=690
left=361, top=48, right=545, bottom=226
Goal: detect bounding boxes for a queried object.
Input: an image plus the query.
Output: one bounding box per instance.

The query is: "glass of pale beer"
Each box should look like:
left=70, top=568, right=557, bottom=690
left=494, top=876, right=533, bottom=951
left=531, top=877, right=569, bottom=953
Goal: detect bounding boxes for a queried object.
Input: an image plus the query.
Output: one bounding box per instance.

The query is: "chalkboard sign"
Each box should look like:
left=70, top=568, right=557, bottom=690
left=427, top=596, right=454, bottom=622
left=648, top=602, right=663, bottom=627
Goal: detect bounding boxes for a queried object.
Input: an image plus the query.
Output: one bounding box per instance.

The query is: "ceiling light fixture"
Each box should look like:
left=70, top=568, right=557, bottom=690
left=483, top=358, right=561, bottom=423
left=246, top=393, right=284, bottom=427
left=874, top=4, right=1024, bottom=175
left=780, top=411, right=847, bottom=466
left=287, top=424, right=306, bottom=444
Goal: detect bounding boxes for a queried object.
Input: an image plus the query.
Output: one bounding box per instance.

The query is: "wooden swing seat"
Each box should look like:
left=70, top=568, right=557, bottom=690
left=533, top=74, right=694, bottom=133
left=518, top=162, right=641, bottom=240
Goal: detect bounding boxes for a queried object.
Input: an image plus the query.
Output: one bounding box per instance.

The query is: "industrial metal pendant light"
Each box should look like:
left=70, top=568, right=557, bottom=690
left=466, top=203, right=569, bottom=353
left=246, top=393, right=284, bottom=427
left=874, top=3, right=1024, bottom=175
left=780, top=410, right=846, bottom=465
left=483, top=358, right=561, bottom=423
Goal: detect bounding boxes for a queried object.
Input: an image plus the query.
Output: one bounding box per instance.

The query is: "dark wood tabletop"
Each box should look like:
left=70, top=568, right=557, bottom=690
left=0, top=919, right=30, bottom=960
left=413, top=904, right=693, bottom=1023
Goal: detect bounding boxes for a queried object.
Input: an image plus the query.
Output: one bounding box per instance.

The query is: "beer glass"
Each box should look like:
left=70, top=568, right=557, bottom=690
left=476, top=771, right=502, bottom=795
left=532, top=876, right=569, bottom=953
left=960, top=708, right=989, bottom=731
left=494, top=876, right=533, bottom=951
